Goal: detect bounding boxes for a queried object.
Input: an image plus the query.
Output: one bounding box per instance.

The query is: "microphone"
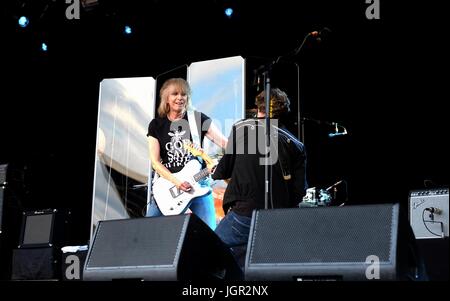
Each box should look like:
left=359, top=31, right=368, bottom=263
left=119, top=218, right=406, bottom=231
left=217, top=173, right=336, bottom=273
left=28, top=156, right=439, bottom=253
left=328, top=122, right=347, bottom=138
left=309, top=27, right=332, bottom=39
left=292, top=28, right=332, bottom=57
left=425, top=207, right=442, bottom=215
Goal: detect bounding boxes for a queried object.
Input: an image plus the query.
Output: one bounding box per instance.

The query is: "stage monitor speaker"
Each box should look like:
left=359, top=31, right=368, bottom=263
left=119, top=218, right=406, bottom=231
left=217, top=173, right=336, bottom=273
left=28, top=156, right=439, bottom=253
left=83, top=214, right=241, bottom=281
left=245, top=204, right=404, bottom=281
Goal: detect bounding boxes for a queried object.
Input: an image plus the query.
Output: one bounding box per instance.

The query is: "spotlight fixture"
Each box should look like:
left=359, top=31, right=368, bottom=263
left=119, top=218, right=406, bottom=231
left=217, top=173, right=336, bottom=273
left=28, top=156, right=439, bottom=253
left=18, top=16, right=30, bottom=28
left=41, top=42, right=48, bottom=52
left=124, top=25, right=132, bottom=35
left=224, top=7, right=233, bottom=18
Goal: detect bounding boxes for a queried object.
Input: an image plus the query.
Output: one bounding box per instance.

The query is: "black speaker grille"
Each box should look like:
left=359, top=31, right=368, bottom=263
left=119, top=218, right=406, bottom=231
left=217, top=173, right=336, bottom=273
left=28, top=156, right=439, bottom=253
left=12, top=247, right=57, bottom=280
left=22, top=214, right=53, bottom=245
left=249, top=204, right=396, bottom=264
left=87, top=216, right=187, bottom=268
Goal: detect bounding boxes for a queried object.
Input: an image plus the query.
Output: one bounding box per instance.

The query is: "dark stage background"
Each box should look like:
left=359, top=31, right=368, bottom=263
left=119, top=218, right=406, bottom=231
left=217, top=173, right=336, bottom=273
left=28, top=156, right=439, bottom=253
left=0, top=0, right=448, bottom=251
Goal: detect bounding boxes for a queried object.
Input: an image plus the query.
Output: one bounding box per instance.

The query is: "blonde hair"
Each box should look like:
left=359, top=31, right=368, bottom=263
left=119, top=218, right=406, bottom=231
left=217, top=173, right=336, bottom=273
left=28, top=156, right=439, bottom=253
left=255, top=88, right=291, bottom=118
left=157, top=78, right=191, bottom=117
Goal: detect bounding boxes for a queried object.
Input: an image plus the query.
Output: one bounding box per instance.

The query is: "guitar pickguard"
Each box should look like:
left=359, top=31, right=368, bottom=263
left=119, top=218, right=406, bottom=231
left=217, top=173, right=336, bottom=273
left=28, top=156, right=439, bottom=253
left=169, top=185, right=183, bottom=198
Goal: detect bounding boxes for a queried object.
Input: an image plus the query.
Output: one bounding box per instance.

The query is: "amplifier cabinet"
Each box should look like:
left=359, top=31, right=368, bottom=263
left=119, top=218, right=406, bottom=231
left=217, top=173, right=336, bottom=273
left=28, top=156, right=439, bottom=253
left=409, top=188, right=449, bottom=239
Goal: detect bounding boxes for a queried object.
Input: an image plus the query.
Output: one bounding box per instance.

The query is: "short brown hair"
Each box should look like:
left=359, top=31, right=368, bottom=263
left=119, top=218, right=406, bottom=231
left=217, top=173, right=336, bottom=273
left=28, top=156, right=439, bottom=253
left=255, top=88, right=291, bottom=118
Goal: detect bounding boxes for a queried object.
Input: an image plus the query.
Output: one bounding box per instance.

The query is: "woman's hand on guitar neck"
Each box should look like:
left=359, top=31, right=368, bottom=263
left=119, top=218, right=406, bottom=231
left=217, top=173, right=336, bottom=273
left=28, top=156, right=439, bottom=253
left=207, top=162, right=217, bottom=174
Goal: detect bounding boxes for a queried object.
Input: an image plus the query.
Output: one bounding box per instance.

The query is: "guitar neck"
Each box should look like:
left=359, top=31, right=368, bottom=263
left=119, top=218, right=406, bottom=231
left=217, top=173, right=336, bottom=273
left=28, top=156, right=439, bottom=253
left=183, top=141, right=215, bottom=183
left=193, top=167, right=210, bottom=183
left=198, top=152, right=214, bottom=166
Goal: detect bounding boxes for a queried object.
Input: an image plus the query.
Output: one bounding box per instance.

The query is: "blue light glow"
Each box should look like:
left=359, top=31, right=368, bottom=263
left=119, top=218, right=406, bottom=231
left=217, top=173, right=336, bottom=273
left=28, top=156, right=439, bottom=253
left=18, top=16, right=29, bottom=28
left=124, top=26, right=132, bottom=35
left=224, top=8, right=233, bottom=18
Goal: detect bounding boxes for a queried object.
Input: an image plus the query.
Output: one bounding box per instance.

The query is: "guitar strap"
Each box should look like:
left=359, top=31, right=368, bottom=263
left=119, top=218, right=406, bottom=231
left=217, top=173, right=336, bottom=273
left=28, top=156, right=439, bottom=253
left=187, top=110, right=203, bottom=164
left=187, top=110, right=200, bottom=146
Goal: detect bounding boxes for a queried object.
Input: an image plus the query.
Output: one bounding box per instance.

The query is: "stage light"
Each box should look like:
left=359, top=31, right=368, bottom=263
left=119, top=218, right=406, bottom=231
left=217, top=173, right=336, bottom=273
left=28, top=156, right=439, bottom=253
left=18, top=16, right=29, bottom=28
left=124, top=25, right=132, bottom=35
left=224, top=7, right=233, bottom=18
left=41, top=42, right=48, bottom=52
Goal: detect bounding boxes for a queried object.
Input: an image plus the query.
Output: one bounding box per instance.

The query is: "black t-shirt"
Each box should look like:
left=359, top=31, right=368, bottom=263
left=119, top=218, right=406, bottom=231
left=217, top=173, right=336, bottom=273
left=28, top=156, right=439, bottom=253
left=147, top=111, right=212, bottom=173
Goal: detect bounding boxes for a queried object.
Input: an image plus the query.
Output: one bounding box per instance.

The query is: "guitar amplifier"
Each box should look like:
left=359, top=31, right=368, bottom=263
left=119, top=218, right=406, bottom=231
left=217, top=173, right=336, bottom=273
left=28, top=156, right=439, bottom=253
left=409, top=188, right=449, bottom=239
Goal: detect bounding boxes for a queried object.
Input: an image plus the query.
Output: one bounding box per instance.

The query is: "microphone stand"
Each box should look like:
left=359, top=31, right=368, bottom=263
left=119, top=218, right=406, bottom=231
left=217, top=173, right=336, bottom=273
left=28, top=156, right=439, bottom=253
left=254, top=30, right=320, bottom=210
left=254, top=62, right=275, bottom=210
left=263, top=68, right=272, bottom=210
left=296, top=63, right=302, bottom=142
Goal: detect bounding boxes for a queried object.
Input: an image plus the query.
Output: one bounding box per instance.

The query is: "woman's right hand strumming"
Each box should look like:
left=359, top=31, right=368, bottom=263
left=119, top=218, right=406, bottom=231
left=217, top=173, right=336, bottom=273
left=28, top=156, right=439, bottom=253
left=177, top=181, right=192, bottom=192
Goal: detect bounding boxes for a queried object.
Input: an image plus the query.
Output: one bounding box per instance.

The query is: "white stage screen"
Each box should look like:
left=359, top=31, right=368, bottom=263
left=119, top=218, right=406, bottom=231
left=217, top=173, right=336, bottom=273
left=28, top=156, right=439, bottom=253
left=188, top=56, right=245, bottom=222
left=90, top=77, right=155, bottom=240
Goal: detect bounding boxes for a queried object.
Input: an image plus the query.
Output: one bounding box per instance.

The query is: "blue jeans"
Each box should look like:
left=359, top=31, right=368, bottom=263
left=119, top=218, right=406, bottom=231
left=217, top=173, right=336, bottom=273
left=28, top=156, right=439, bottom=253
left=215, top=211, right=252, bottom=271
left=147, top=189, right=216, bottom=231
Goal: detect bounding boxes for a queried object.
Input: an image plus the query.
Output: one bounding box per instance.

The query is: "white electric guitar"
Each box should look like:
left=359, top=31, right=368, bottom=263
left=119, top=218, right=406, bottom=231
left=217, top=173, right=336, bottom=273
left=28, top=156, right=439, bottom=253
left=152, top=141, right=215, bottom=216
